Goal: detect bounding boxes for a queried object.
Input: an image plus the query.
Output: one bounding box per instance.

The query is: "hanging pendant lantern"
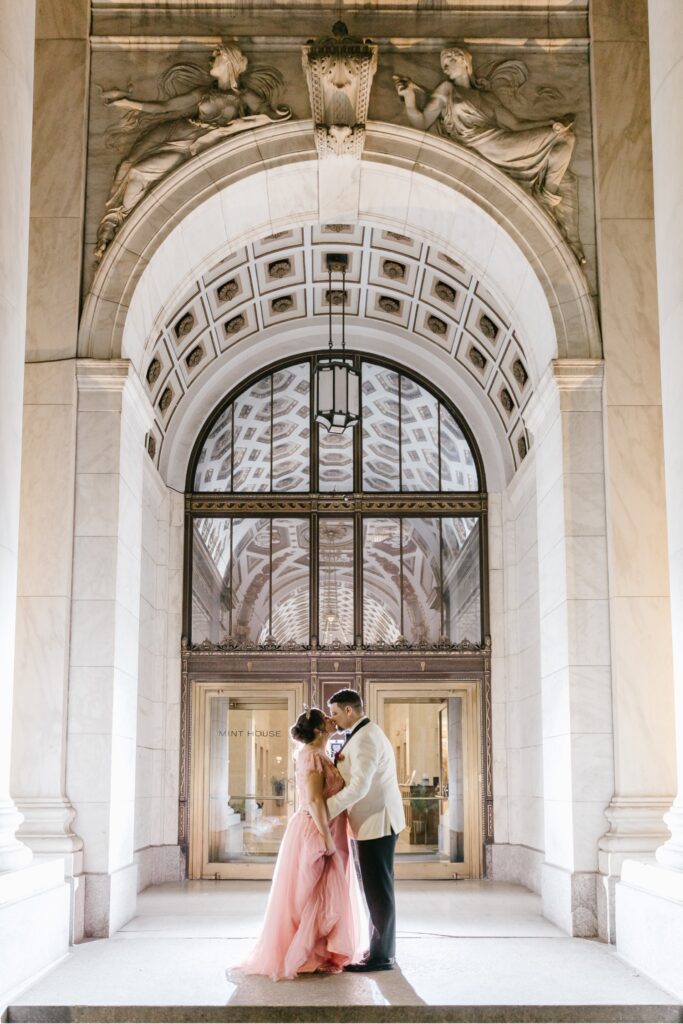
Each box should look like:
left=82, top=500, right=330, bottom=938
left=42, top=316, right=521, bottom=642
left=315, top=255, right=360, bottom=434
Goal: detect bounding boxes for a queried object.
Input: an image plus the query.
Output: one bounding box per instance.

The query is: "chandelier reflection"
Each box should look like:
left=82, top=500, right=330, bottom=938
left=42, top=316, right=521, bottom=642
left=319, top=521, right=355, bottom=646
left=314, top=253, right=360, bottom=435
left=321, top=522, right=344, bottom=645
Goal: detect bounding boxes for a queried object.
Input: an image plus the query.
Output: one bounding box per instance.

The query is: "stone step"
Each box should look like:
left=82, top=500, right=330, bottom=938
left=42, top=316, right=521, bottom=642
left=5, top=1006, right=683, bottom=1023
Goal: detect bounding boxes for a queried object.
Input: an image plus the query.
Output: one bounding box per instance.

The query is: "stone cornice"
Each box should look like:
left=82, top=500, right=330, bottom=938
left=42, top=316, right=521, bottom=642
left=76, top=358, right=155, bottom=431
left=90, top=3, right=589, bottom=44
left=75, top=359, right=130, bottom=391
left=525, top=358, right=604, bottom=435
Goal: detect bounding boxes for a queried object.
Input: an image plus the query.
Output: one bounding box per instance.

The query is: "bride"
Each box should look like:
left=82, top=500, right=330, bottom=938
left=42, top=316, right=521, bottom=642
left=237, top=708, right=365, bottom=981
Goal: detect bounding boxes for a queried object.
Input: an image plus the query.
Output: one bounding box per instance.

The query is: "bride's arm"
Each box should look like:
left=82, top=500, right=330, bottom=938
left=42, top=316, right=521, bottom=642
left=305, top=769, right=336, bottom=856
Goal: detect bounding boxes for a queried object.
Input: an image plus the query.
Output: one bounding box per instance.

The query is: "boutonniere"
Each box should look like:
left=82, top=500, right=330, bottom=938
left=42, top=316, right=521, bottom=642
left=333, top=751, right=345, bottom=766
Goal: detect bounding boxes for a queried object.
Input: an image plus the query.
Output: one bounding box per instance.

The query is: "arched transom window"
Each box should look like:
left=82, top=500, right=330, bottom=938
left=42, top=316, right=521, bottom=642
left=187, top=354, right=486, bottom=651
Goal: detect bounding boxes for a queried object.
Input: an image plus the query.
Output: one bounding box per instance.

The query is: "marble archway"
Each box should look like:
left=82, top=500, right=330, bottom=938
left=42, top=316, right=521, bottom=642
left=79, top=119, right=599, bottom=491
left=69, top=117, right=614, bottom=936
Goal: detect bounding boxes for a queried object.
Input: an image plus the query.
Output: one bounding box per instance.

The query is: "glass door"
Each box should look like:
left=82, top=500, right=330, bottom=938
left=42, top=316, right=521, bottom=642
left=190, top=681, right=304, bottom=878
left=369, top=681, right=482, bottom=878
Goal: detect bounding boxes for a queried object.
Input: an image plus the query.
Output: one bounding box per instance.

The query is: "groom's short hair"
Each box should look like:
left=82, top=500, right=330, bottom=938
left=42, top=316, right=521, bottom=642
left=328, top=688, right=363, bottom=711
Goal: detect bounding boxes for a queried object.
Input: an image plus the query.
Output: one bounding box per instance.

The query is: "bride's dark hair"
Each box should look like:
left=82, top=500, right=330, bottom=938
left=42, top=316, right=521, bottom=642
left=290, top=707, right=326, bottom=744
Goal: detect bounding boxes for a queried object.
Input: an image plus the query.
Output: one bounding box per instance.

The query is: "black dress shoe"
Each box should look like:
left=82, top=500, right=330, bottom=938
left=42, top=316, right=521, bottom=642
left=344, top=958, right=395, bottom=972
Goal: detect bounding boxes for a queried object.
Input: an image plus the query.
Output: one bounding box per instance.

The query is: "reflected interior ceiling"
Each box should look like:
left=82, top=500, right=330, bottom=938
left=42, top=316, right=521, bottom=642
left=194, top=513, right=479, bottom=647
left=144, top=224, right=532, bottom=472
left=194, top=358, right=478, bottom=494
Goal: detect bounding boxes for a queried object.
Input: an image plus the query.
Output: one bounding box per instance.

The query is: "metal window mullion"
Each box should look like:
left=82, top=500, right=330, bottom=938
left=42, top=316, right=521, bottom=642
left=398, top=373, right=403, bottom=493
left=229, top=517, right=233, bottom=639
left=183, top=508, right=194, bottom=643
left=310, top=357, right=316, bottom=493
left=354, top=512, right=363, bottom=646
left=230, top=402, right=235, bottom=493
left=355, top=354, right=363, bottom=494
left=399, top=516, right=404, bottom=639
left=438, top=402, right=442, bottom=492
left=269, top=373, right=274, bottom=493
left=439, top=516, right=444, bottom=641
left=479, top=511, right=488, bottom=643
left=311, top=512, right=319, bottom=646
left=268, top=517, right=273, bottom=639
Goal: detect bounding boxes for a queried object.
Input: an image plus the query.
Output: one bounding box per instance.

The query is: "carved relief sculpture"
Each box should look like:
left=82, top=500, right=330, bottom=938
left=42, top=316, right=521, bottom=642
left=95, top=42, right=291, bottom=262
left=393, top=47, right=582, bottom=257
left=302, top=21, right=378, bottom=159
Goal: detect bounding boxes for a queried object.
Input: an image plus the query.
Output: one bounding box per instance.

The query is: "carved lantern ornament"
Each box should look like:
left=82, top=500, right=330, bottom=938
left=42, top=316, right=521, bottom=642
left=302, top=21, right=378, bottom=159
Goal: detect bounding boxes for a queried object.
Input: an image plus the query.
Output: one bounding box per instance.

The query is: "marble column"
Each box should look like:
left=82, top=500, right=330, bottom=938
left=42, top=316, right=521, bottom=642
left=68, top=361, right=152, bottom=938
left=11, top=362, right=84, bottom=933
left=0, top=0, right=36, bottom=874
left=590, top=0, right=676, bottom=942
left=10, top=0, right=90, bottom=942
left=527, top=361, right=614, bottom=937
left=648, top=0, right=683, bottom=876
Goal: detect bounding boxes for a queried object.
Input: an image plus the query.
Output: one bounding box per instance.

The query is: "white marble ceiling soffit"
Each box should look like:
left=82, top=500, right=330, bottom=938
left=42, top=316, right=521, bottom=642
left=138, top=222, right=532, bottom=478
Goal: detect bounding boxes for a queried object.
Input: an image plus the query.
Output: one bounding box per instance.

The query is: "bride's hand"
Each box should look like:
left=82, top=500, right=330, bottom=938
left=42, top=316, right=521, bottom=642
left=324, top=833, right=336, bottom=856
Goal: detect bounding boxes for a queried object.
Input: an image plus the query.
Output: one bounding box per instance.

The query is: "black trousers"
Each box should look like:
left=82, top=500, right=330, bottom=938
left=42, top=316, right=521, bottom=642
left=353, top=831, right=398, bottom=961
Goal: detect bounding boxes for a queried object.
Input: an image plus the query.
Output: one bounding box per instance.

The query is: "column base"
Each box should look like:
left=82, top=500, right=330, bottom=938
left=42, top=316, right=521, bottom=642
left=486, top=843, right=543, bottom=894
left=84, top=862, right=138, bottom=938
left=134, top=844, right=185, bottom=892
left=0, top=859, right=70, bottom=1010
left=0, top=799, right=33, bottom=872
left=542, top=862, right=597, bottom=937
left=616, top=858, right=683, bottom=1000
left=656, top=802, right=683, bottom=870
left=597, top=797, right=673, bottom=943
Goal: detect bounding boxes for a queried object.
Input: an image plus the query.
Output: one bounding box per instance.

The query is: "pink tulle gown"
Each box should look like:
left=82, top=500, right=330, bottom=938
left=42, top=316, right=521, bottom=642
left=237, top=745, right=366, bottom=981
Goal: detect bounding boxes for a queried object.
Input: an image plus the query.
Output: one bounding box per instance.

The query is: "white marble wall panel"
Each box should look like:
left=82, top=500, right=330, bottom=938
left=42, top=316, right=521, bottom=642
left=133, top=459, right=183, bottom=886
left=590, top=0, right=677, bottom=907
left=647, top=0, right=683, bottom=874
left=67, top=362, right=152, bottom=936
left=492, top=455, right=545, bottom=882
left=488, top=495, right=508, bottom=845
left=528, top=363, right=613, bottom=934
left=0, top=0, right=36, bottom=877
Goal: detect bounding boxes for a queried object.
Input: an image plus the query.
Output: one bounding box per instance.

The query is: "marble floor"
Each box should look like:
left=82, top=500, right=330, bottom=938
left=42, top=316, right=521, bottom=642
left=10, top=880, right=681, bottom=1020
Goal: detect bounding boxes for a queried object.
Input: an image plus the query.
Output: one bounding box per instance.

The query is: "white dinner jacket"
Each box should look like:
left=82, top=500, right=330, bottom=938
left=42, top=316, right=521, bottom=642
left=327, top=719, right=406, bottom=841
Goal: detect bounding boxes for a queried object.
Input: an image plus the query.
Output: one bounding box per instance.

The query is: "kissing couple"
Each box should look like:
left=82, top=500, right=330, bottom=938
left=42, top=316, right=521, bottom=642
left=236, top=688, right=406, bottom=981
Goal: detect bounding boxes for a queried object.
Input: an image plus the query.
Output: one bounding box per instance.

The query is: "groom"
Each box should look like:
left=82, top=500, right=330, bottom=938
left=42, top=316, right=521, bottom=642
left=326, top=688, right=406, bottom=972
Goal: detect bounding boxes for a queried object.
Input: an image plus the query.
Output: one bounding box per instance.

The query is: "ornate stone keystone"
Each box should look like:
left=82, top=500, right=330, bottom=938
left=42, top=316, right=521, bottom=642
left=302, top=21, right=378, bottom=159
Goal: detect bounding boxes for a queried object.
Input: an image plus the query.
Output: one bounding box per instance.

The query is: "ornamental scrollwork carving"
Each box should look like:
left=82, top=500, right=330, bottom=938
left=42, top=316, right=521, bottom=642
left=95, top=41, right=291, bottom=263
left=393, top=46, right=584, bottom=261
left=302, top=21, right=378, bottom=159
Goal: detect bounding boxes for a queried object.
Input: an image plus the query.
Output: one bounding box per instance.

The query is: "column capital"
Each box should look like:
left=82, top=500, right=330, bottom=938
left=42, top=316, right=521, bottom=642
left=526, top=358, right=604, bottom=436
left=75, top=359, right=131, bottom=393
left=551, top=359, right=605, bottom=390
left=76, top=358, right=154, bottom=433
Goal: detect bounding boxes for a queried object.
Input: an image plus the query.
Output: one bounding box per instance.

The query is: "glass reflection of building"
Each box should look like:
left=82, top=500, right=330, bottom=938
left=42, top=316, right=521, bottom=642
left=189, top=355, right=484, bottom=650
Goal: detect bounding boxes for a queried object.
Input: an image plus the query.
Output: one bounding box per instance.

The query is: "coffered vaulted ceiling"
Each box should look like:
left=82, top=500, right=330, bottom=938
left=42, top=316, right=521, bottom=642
left=144, top=223, right=533, bottom=473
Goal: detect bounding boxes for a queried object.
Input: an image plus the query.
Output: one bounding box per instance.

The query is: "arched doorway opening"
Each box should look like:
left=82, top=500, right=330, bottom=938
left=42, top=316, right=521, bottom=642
left=183, top=352, right=489, bottom=879
left=75, top=122, right=601, bottom=913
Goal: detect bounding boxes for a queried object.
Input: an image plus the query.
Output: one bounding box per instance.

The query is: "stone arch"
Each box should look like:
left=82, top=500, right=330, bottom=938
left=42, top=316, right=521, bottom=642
left=79, top=120, right=599, bottom=490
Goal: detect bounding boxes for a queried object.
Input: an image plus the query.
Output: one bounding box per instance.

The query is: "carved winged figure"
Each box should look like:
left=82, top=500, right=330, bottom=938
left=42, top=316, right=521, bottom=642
left=393, top=47, right=575, bottom=213
left=95, top=42, right=291, bottom=263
